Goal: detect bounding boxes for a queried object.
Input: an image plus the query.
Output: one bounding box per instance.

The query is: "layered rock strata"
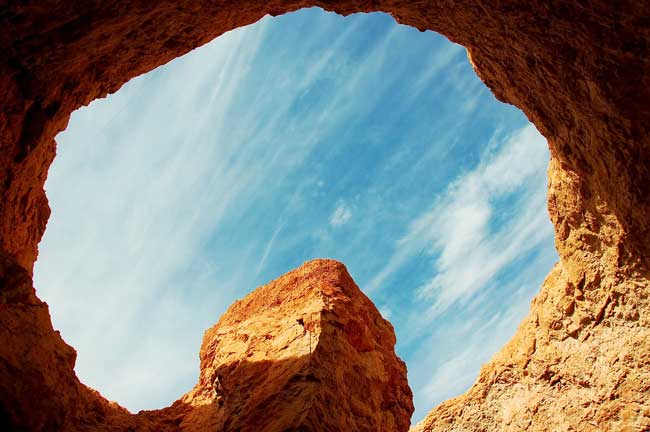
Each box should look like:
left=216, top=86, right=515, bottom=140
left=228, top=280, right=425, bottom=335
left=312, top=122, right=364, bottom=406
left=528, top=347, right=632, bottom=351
left=1, top=1, right=649, bottom=431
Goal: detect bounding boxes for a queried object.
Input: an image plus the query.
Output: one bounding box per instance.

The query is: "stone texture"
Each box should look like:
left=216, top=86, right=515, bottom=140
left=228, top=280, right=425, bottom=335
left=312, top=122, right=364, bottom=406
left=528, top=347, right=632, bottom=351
left=1, top=1, right=649, bottom=431
left=411, top=262, right=650, bottom=432
left=164, top=259, right=413, bottom=432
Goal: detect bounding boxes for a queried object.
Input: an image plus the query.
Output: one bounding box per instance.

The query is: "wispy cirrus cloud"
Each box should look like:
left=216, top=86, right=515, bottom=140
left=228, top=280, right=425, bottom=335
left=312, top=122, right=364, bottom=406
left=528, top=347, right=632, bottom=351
left=407, top=247, right=556, bottom=420
left=34, top=19, right=275, bottom=410
left=385, top=123, right=557, bottom=420
left=372, top=123, right=552, bottom=315
left=34, top=9, right=423, bottom=412
left=410, top=124, right=551, bottom=316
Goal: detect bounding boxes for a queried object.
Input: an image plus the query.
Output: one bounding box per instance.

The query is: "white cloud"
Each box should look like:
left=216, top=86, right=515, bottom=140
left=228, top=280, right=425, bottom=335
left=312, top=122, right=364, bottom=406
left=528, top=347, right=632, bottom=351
left=407, top=250, right=556, bottom=422
left=33, top=10, right=414, bottom=412
left=378, top=123, right=557, bottom=423
left=373, top=123, right=552, bottom=319
left=414, top=124, right=551, bottom=316
left=329, top=203, right=353, bottom=227
left=33, top=16, right=287, bottom=412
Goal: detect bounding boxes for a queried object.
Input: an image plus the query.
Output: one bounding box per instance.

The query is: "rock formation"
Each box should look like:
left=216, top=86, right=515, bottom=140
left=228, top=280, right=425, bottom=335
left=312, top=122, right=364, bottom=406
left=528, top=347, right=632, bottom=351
left=1, top=259, right=413, bottom=431
left=1, top=1, right=649, bottom=431
left=157, top=259, right=413, bottom=432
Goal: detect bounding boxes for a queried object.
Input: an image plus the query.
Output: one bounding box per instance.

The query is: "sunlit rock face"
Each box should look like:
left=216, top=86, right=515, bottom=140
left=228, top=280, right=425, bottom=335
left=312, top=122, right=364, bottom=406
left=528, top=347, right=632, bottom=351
left=155, top=259, right=414, bottom=431
left=411, top=263, right=650, bottom=432
left=1, top=1, right=649, bottom=431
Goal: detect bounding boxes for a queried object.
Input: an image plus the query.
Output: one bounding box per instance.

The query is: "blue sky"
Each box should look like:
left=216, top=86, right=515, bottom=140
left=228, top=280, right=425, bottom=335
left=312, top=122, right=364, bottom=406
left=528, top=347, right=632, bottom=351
left=34, top=8, right=557, bottom=424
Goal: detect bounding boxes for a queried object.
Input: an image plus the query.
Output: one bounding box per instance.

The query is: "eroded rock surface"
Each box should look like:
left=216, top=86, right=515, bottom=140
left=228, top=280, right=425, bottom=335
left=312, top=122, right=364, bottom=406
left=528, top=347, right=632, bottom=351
left=158, top=259, right=413, bottom=431
left=1, top=1, right=649, bottom=431
left=412, top=263, right=650, bottom=432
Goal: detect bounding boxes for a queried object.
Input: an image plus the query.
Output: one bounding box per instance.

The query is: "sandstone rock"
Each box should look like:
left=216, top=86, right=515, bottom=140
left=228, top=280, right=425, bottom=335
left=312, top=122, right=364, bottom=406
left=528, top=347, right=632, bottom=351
left=411, top=263, right=650, bottom=432
left=159, top=259, right=414, bottom=432
left=1, top=2, right=649, bottom=431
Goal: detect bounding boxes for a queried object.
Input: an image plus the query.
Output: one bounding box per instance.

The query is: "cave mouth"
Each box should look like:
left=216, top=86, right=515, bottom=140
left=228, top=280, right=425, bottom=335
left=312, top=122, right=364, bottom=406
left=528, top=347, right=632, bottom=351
left=33, top=7, right=557, bottom=422
left=3, top=1, right=649, bottom=431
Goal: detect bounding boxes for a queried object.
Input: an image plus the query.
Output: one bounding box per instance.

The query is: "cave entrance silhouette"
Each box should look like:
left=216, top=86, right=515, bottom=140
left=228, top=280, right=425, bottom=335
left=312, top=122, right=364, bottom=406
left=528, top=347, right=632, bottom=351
left=1, top=2, right=648, bottom=431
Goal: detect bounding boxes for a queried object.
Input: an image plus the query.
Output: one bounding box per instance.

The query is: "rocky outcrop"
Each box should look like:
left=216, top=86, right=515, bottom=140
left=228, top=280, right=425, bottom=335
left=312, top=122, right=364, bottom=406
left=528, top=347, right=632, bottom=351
left=1, top=1, right=649, bottom=431
left=412, top=263, right=650, bottom=432
left=158, top=259, right=413, bottom=431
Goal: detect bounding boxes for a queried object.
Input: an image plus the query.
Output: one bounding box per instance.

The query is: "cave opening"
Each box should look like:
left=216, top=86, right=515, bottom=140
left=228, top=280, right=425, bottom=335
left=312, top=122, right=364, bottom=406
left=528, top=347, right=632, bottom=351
left=32, top=8, right=558, bottom=423
left=3, top=1, right=648, bottom=430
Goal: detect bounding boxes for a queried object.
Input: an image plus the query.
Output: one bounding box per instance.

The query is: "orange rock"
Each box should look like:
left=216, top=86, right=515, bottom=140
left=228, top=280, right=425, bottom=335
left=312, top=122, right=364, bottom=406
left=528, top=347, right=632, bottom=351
left=0, top=2, right=649, bottom=431
left=166, top=259, right=413, bottom=431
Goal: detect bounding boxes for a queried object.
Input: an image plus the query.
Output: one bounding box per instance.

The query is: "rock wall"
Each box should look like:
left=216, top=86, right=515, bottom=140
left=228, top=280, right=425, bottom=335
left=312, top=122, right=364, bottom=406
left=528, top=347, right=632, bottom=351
left=1, top=1, right=649, bottom=431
